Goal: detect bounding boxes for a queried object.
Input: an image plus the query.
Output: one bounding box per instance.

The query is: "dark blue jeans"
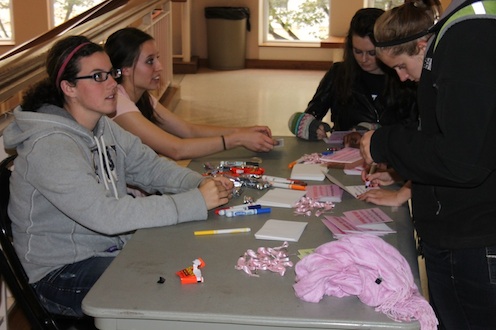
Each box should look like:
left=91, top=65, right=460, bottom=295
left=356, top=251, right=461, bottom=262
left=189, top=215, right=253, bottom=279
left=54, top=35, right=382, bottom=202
left=422, top=242, right=496, bottom=330
left=32, top=257, right=114, bottom=318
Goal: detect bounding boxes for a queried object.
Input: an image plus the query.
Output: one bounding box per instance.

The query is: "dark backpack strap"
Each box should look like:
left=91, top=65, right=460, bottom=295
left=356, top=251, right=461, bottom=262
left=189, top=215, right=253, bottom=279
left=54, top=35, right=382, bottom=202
left=434, top=0, right=496, bottom=51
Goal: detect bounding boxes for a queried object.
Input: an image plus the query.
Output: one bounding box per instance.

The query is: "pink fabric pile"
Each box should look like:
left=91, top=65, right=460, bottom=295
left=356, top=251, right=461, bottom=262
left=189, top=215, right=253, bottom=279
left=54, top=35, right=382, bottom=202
left=293, top=234, right=438, bottom=330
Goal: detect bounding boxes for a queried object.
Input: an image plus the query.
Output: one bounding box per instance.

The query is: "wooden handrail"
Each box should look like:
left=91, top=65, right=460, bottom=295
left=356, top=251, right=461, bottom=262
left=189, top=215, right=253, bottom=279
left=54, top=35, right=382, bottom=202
left=0, top=0, right=169, bottom=117
left=0, top=0, right=128, bottom=61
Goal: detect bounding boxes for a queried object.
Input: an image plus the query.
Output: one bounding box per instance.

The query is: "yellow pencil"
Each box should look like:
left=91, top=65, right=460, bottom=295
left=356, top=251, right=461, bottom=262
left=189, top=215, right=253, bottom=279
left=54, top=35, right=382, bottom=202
left=194, top=228, right=251, bottom=236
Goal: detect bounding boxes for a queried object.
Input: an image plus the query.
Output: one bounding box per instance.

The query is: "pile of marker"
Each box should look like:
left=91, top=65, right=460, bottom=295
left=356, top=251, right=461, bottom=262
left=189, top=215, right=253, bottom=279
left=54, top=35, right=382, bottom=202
left=203, top=160, right=309, bottom=192
left=234, top=175, right=308, bottom=191
left=216, top=204, right=271, bottom=217
left=219, top=160, right=264, bottom=176
left=261, top=175, right=307, bottom=191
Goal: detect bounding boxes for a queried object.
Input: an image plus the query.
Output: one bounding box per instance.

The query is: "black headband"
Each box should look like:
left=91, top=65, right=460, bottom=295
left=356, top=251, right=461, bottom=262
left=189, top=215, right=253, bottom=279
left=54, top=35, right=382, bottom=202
left=374, top=0, right=483, bottom=48
left=374, top=29, right=432, bottom=47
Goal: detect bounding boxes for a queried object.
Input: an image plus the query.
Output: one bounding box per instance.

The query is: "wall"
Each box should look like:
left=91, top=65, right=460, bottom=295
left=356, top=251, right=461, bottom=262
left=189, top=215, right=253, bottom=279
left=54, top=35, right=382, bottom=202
left=4, top=0, right=453, bottom=62
left=0, top=1, right=50, bottom=55
left=180, top=0, right=453, bottom=63
left=185, top=0, right=347, bottom=63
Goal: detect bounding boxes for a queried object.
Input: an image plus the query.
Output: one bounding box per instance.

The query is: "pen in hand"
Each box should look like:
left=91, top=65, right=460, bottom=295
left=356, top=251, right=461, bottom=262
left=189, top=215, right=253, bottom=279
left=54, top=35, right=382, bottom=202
left=365, top=163, right=377, bottom=189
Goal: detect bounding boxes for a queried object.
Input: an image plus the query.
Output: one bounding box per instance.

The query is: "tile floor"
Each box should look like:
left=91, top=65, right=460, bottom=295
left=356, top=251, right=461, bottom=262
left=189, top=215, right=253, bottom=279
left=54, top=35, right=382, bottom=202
left=172, top=68, right=328, bottom=136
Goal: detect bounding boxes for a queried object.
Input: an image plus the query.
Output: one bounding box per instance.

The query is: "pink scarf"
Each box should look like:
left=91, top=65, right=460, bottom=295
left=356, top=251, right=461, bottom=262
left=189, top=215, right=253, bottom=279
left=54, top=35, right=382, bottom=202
left=293, top=234, right=438, bottom=330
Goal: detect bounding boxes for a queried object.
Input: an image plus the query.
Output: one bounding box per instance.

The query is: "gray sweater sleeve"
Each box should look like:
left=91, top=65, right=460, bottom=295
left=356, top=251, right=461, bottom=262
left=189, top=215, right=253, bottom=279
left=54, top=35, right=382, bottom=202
left=22, top=130, right=207, bottom=236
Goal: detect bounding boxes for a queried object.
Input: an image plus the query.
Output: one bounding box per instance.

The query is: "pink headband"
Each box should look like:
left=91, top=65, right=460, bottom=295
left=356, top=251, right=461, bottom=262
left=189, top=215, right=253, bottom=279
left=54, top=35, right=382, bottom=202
left=55, top=42, right=91, bottom=88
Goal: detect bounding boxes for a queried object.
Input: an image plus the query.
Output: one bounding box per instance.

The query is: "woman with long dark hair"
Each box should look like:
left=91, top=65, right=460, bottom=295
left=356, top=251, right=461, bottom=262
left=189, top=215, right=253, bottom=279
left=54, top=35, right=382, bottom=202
left=289, top=7, right=418, bottom=141
left=105, top=27, right=276, bottom=160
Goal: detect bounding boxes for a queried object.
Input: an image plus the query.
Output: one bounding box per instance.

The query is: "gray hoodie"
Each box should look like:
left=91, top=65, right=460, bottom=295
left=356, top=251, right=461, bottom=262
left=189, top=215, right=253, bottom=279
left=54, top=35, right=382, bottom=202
left=4, top=105, right=207, bottom=283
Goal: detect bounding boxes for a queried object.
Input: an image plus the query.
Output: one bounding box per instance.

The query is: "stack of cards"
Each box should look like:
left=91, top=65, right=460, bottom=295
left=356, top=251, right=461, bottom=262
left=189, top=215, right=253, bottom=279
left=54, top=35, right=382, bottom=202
left=305, top=184, right=343, bottom=203
left=322, top=207, right=396, bottom=238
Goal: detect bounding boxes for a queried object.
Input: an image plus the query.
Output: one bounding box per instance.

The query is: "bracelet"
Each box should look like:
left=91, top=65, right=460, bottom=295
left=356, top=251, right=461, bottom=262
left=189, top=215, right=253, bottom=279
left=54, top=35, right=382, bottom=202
left=221, top=135, right=227, bottom=150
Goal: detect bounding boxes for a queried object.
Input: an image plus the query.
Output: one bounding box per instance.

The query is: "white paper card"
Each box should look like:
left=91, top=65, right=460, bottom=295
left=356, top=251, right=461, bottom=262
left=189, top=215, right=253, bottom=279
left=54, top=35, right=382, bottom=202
left=290, top=163, right=327, bottom=181
left=324, top=172, right=376, bottom=198
left=256, top=188, right=307, bottom=208
left=255, top=219, right=308, bottom=242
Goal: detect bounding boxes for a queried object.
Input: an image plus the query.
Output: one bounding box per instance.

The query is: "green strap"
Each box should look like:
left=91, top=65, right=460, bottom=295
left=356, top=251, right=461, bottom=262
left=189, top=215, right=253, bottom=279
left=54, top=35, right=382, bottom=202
left=434, top=0, right=496, bottom=51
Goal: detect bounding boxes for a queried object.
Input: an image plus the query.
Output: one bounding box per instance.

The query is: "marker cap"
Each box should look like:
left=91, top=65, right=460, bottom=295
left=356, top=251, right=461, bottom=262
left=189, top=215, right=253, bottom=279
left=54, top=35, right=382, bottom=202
left=255, top=208, right=271, bottom=214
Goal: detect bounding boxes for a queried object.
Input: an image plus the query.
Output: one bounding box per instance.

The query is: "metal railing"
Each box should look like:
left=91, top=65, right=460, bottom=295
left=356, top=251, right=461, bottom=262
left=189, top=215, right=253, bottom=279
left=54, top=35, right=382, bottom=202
left=0, top=0, right=172, bottom=133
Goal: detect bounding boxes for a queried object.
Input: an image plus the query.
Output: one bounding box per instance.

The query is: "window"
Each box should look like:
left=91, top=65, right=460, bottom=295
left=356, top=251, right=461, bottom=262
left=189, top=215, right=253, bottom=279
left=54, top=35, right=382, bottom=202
left=265, top=0, right=330, bottom=43
left=0, top=0, right=13, bottom=43
left=263, top=0, right=405, bottom=44
left=50, top=0, right=105, bottom=27
left=367, top=0, right=404, bottom=10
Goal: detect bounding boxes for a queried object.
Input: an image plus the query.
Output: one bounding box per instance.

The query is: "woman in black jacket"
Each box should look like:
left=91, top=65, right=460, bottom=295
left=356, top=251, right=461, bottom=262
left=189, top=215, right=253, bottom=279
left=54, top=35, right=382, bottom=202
left=289, top=7, right=417, bottom=141
left=361, top=1, right=496, bottom=327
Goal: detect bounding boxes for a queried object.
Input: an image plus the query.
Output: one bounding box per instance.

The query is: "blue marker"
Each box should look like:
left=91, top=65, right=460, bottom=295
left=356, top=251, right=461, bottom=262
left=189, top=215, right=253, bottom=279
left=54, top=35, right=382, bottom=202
left=225, top=208, right=271, bottom=217
left=217, top=204, right=262, bottom=215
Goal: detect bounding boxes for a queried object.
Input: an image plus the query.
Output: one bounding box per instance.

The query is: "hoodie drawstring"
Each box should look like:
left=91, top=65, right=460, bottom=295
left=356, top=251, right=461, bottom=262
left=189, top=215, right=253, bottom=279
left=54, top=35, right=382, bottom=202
left=94, top=136, right=119, bottom=199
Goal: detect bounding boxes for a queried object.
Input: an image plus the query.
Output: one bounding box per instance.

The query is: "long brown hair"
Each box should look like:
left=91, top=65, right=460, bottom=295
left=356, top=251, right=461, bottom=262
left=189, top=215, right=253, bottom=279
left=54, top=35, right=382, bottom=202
left=105, top=28, right=158, bottom=123
left=335, top=8, right=384, bottom=105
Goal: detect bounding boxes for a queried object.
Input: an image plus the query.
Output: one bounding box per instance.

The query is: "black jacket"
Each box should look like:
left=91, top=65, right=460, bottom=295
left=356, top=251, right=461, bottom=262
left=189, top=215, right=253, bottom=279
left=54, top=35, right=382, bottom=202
left=305, top=62, right=418, bottom=131
left=371, top=14, right=496, bottom=249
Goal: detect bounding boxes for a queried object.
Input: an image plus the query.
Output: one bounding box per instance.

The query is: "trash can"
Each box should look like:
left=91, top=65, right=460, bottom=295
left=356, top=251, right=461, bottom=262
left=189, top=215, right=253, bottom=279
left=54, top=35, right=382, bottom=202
left=204, top=7, right=250, bottom=70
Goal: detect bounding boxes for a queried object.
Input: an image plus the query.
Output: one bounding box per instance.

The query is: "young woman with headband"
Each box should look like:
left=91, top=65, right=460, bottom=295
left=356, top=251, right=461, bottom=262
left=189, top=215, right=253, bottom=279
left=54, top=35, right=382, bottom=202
left=3, top=35, right=233, bottom=318
left=360, top=0, right=496, bottom=327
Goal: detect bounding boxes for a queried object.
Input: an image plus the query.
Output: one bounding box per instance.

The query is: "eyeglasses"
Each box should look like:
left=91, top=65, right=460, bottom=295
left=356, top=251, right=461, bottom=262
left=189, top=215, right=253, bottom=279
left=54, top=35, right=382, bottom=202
left=73, top=68, right=122, bottom=82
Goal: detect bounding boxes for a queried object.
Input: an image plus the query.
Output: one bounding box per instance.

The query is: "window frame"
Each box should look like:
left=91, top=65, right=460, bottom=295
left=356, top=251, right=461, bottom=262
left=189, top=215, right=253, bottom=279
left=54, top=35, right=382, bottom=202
left=0, top=0, right=14, bottom=45
left=261, top=0, right=406, bottom=47
left=48, top=0, right=106, bottom=28
left=261, top=0, right=329, bottom=47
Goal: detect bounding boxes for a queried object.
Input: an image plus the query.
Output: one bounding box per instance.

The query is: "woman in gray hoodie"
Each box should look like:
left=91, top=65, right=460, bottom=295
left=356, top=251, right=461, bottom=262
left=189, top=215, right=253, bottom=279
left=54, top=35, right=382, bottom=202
left=3, top=35, right=233, bottom=318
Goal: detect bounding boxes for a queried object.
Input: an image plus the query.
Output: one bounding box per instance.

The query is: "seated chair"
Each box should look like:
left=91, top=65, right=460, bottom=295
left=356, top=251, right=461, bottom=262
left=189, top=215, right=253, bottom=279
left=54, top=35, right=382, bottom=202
left=0, top=155, right=96, bottom=330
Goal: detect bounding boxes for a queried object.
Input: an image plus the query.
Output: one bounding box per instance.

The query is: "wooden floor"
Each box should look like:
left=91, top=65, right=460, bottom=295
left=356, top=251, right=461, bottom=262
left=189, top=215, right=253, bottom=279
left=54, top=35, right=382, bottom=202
left=172, top=67, right=328, bottom=136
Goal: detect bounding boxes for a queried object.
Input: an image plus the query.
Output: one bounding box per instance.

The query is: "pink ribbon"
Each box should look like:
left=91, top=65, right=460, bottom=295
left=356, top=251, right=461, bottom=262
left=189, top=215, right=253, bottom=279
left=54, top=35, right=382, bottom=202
left=235, top=242, right=293, bottom=277
left=294, top=196, right=335, bottom=217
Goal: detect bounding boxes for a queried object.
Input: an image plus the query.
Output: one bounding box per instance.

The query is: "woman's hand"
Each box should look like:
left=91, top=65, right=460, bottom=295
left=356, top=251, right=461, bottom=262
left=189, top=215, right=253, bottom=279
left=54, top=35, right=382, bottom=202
left=361, top=165, right=403, bottom=187
left=316, top=124, right=330, bottom=140
left=357, top=185, right=411, bottom=207
left=198, top=177, right=234, bottom=210
left=228, top=126, right=276, bottom=152
left=343, top=131, right=362, bottom=148
left=360, top=130, right=375, bottom=164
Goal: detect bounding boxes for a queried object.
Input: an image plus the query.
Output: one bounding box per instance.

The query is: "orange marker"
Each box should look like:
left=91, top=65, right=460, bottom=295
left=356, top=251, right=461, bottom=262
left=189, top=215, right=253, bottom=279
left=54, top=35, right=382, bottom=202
left=270, top=182, right=306, bottom=191
left=288, top=157, right=305, bottom=169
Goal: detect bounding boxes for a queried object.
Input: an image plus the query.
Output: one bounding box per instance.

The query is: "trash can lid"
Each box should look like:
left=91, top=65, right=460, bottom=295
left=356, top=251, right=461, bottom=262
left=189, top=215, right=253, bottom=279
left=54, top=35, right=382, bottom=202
left=205, top=7, right=250, bottom=20
left=205, top=7, right=251, bottom=31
